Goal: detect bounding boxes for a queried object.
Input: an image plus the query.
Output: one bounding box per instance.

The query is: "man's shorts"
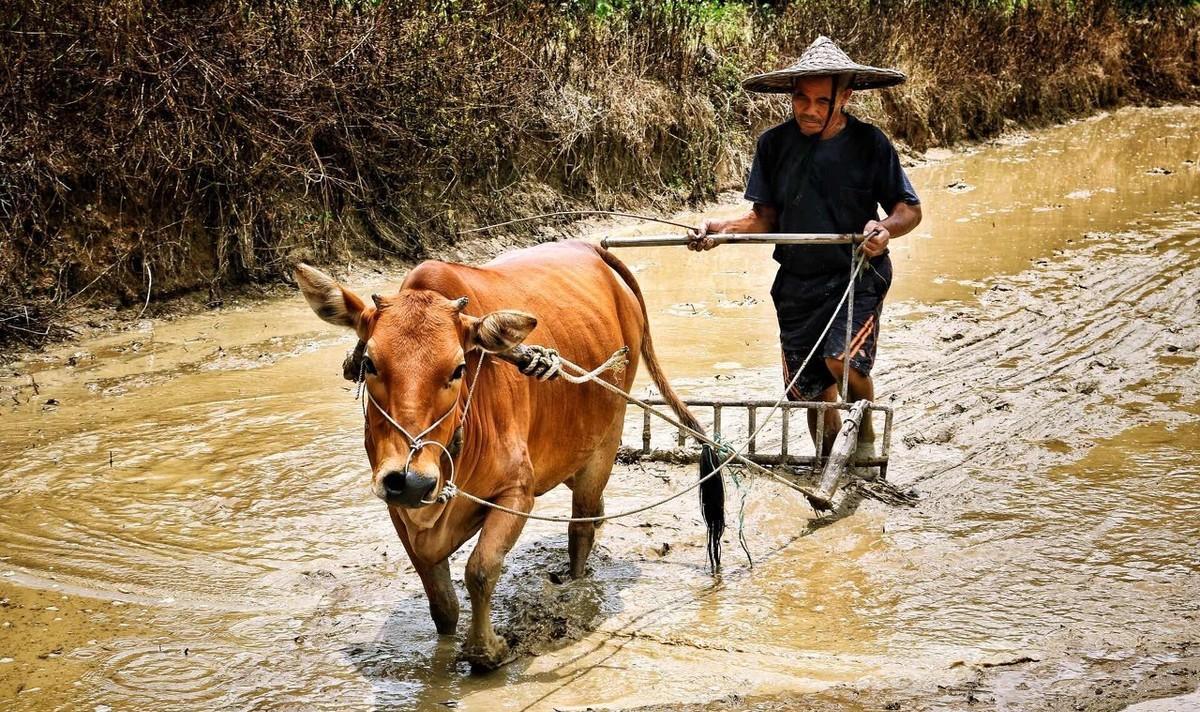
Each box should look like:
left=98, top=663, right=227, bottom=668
left=773, top=257, right=892, bottom=401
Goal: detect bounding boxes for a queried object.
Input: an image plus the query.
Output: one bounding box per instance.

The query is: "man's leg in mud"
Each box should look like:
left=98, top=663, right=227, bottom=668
left=782, top=349, right=840, bottom=456
left=824, top=357, right=876, bottom=441
left=807, top=384, right=841, bottom=455
left=825, top=357, right=881, bottom=479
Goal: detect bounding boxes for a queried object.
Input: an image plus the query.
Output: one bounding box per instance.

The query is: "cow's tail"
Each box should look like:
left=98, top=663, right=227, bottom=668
left=590, top=243, right=725, bottom=572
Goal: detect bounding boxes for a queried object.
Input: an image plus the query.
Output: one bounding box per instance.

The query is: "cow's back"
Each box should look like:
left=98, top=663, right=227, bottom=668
left=403, top=241, right=644, bottom=493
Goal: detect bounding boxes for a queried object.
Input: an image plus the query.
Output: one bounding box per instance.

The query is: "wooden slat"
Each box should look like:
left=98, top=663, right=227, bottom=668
left=747, top=406, right=756, bottom=455
left=601, top=233, right=863, bottom=249
left=814, top=402, right=826, bottom=475
left=780, top=408, right=789, bottom=457
left=619, top=397, right=891, bottom=476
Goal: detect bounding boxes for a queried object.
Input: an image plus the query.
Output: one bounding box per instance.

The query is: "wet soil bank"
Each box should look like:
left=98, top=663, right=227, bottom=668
left=0, top=106, right=1198, bottom=711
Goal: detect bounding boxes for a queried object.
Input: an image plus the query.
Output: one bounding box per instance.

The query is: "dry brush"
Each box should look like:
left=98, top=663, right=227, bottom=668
left=1, top=0, right=1196, bottom=346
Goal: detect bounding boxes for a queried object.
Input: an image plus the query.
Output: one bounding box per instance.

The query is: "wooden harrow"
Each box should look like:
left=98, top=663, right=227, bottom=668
left=619, top=397, right=894, bottom=506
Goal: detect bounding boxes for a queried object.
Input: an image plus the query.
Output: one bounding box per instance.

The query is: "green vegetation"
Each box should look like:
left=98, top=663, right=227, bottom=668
left=1, top=0, right=1197, bottom=345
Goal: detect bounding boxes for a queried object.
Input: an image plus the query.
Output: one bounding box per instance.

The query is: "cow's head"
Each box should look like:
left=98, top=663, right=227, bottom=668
left=294, top=264, right=536, bottom=520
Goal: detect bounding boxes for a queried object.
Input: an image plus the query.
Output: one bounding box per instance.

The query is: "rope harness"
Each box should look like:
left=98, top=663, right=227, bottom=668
left=358, top=342, right=631, bottom=506
left=359, top=354, right=485, bottom=505
left=350, top=245, right=870, bottom=525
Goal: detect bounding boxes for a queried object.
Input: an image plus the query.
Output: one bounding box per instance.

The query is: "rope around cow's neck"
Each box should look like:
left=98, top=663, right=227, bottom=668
left=522, top=347, right=630, bottom=385
left=443, top=248, right=869, bottom=524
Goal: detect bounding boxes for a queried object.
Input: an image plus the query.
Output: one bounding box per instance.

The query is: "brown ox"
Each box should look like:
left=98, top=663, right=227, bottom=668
left=295, top=240, right=720, bottom=670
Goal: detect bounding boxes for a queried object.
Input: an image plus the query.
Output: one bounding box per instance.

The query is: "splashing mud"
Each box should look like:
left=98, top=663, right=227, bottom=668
left=2, top=105, right=1199, bottom=710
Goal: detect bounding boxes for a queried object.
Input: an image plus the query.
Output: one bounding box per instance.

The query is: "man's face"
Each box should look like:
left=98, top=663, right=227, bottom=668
left=791, top=76, right=851, bottom=136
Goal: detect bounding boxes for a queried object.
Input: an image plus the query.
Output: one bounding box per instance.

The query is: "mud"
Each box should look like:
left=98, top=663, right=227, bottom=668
left=616, top=194, right=1200, bottom=711
left=1, top=105, right=1199, bottom=711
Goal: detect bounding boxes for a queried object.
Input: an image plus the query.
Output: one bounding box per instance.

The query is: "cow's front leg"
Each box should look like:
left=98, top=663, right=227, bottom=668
left=416, top=558, right=459, bottom=634
left=389, top=507, right=459, bottom=634
left=461, top=489, right=532, bottom=671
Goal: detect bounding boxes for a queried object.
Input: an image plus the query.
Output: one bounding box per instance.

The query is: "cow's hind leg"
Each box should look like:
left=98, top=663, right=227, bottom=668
left=461, top=487, right=533, bottom=671
left=389, top=508, right=458, bottom=634
left=568, top=470, right=610, bottom=579
left=568, top=435, right=619, bottom=579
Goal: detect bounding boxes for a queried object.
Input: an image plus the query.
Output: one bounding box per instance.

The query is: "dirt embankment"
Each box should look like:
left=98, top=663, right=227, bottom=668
left=3, top=0, right=1199, bottom=347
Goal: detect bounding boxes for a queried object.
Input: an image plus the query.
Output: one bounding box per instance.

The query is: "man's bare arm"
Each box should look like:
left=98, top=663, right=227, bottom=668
left=686, top=203, right=779, bottom=251
left=861, top=201, right=922, bottom=258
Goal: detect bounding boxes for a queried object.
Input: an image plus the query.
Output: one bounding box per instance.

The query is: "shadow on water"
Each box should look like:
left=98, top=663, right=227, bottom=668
left=343, top=532, right=640, bottom=711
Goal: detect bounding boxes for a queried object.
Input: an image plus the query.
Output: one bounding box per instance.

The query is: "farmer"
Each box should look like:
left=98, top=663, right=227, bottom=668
left=688, top=36, right=921, bottom=466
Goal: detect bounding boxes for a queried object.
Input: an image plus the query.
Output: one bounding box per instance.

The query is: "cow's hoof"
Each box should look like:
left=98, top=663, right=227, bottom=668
left=548, top=565, right=590, bottom=584
left=461, top=635, right=512, bottom=672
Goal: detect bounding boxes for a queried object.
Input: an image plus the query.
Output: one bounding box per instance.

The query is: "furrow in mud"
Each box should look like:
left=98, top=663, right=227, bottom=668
left=881, top=221, right=1200, bottom=498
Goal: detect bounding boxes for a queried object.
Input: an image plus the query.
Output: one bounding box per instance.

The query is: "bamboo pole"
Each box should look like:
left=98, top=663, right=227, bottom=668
left=600, top=233, right=863, bottom=249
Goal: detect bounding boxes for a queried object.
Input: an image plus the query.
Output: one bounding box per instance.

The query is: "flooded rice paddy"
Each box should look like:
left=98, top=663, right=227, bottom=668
left=1, top=105, right=1199, bottom=710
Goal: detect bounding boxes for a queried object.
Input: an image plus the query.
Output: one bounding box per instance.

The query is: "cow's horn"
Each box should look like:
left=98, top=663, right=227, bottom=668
left=452, top=297, right=469, bottom=312
left=371, top=294, right=385, bottom=309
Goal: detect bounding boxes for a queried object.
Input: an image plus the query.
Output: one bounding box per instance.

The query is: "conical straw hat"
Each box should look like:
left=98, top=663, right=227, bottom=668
left=742, top=35, right=906, bottom=93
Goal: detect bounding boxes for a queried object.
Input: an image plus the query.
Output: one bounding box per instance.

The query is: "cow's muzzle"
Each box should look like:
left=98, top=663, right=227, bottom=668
left=379, top=469, right=439, bottom=508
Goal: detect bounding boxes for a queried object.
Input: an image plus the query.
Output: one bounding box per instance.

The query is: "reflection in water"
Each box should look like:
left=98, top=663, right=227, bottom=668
left=0, top=105, right=1198, bottom=710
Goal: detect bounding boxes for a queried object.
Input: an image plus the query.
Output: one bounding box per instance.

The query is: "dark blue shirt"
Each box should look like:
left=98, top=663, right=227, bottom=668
left=745, top=114, right=919, bottom=277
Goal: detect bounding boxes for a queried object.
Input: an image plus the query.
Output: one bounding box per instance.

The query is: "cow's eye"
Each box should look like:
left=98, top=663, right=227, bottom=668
left=450, top=363, right=466, bottom=382
left=362, top=356, right=378, bottom=376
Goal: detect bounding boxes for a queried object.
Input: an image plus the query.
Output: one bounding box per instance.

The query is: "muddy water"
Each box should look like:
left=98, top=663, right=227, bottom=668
left=617, top=106, right=1200, bottom=380
left=1, top=106, right=1199, bottom=711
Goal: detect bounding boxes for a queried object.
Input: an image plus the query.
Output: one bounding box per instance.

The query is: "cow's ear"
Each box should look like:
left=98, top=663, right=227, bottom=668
left=466, top=310, right=537, bottom=353
left=294, top=263, right=372, bottom=339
